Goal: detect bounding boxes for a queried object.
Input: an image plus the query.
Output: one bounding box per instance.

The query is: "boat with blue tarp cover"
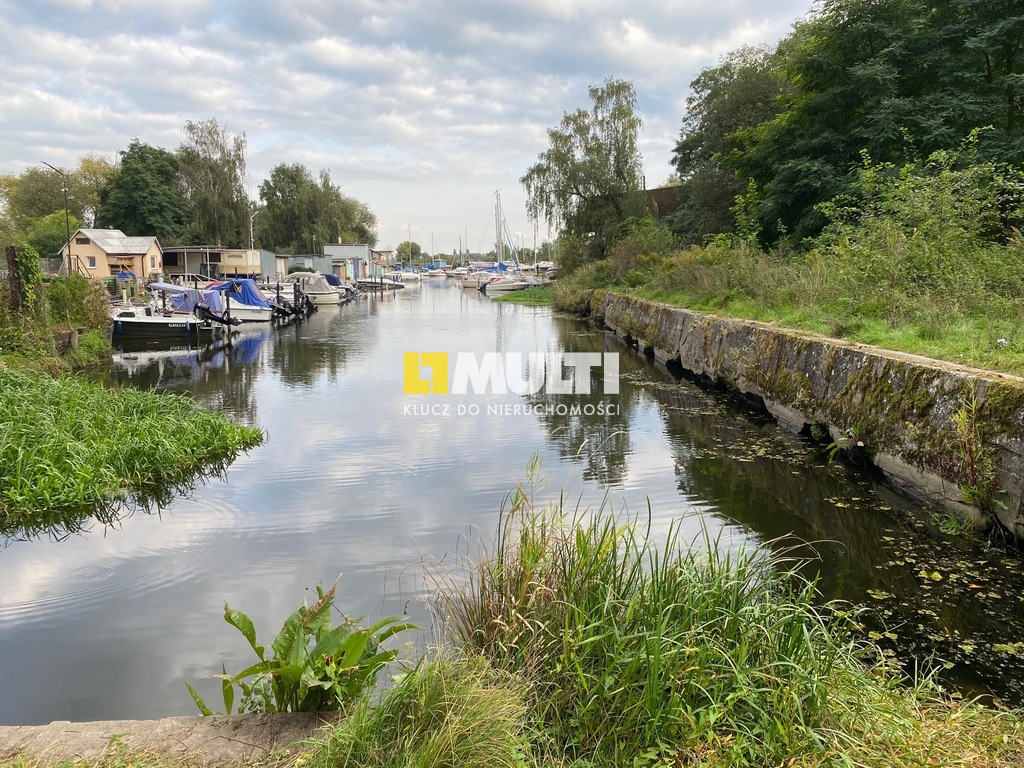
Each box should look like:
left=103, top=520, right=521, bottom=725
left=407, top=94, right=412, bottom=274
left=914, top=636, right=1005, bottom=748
left=110, top=282, right=238, bottom=341
left=208, top=278, right=275, bottom=323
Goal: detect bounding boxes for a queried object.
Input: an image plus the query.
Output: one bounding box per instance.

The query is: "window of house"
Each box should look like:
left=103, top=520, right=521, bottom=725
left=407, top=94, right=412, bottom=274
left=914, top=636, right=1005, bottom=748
left=164, top=254, right=179, bottom=266
left=76, top=237, right=90, bottom=245
left=151, top=256, right=157, bottom=269
left=87, top=256, right=96, bottom=269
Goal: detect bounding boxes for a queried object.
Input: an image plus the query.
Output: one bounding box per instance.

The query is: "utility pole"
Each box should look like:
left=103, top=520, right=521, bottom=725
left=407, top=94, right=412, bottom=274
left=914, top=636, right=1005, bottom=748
left=41, top=161, right=71, bottom=274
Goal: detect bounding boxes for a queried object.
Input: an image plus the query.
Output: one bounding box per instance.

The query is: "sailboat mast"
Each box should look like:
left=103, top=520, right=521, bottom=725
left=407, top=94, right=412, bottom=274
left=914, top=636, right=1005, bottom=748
left=495, top=191, right=504, bottom=264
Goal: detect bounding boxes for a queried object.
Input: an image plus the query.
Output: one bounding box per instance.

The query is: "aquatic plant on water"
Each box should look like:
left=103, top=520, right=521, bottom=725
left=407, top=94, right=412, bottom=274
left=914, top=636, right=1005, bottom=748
left=187, top=577, right=415, bottom=715
left=0, top=371, right=264, bottom=525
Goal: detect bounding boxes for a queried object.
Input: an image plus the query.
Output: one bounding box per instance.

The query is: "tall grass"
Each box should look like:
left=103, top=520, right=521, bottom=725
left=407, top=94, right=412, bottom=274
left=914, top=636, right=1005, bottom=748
left=306, top=657, right=536, bottom=768
left=434, top=478, right=1023, bottom=767
left=489, top=286, right=554, bottom=305
left=0, top=371, right=264, bottom=531
left=555, top=240, right=1024, bottom=374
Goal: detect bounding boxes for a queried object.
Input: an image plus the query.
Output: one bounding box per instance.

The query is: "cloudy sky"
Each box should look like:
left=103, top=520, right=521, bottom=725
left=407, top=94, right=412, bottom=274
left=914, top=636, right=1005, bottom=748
left=0, top=0, right=811, bottom=255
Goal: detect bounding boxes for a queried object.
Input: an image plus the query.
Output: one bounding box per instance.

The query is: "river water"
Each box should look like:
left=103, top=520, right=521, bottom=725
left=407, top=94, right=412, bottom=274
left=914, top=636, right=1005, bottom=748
left=1, top=279, right=1022, bottom=725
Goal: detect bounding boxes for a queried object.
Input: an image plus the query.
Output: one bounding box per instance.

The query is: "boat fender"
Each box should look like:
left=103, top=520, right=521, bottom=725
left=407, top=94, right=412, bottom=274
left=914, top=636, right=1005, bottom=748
left=115, top=320, right=122, bottom=333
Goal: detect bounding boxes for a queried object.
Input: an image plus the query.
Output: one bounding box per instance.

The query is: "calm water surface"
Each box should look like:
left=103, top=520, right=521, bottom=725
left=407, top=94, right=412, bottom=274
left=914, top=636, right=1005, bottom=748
left=1, top=279, right=1023, bottom=725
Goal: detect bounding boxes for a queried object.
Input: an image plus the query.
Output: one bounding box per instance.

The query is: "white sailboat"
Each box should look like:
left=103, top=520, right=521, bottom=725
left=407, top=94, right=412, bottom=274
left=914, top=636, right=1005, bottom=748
left=480, top=191, right=533, bottom=295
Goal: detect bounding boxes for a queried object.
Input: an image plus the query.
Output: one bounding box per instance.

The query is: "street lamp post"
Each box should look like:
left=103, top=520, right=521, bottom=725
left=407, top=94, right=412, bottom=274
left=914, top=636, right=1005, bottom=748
left=41, top=161, right=71, bottom=274
left=249, top=210, right=259, bottom=252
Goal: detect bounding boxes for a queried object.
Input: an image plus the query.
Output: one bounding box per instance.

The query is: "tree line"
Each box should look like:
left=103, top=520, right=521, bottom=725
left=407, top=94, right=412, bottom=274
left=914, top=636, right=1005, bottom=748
left=0, top=118, right=378, bottom=260
left=523, top=0, right=1024, bottom=260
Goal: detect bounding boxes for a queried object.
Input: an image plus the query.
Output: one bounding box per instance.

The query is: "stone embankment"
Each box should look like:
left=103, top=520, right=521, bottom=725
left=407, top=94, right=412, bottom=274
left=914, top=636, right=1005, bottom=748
left=0, top=713, right=335, bottom=766
left=582, top=291, right=1024, bottom=537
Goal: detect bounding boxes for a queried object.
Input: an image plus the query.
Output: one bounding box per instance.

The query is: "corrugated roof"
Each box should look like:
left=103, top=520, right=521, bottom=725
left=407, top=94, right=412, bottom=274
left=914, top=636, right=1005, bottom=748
left=78, top=229, right=157, bottom=255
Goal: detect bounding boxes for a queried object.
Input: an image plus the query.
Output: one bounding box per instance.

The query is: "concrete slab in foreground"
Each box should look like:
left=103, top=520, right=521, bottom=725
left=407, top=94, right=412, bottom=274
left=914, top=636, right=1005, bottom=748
left=0, top=713, right=339, bottom=766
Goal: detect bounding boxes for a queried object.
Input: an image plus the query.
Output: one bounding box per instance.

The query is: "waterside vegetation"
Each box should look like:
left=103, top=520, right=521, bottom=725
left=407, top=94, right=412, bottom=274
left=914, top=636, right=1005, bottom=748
left=488, top=285, right=554, bottom=306
left=172, top=471, right=1022, bottom=768
left=516, top=0, right=1024, bottom=377
left=187, top=578, right=414, bottom=716
left=2, top=245, right=112, bottom=375
left=0, top=371, right=264, bottom=536
left=553, top=147, right=1024, bottom=376
left=1, top=243, right=264, bottom=538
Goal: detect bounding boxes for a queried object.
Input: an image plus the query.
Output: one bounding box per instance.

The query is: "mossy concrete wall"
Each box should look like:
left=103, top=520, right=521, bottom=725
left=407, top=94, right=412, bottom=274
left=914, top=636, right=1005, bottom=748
left=585, top=291, right=1024, bottom=537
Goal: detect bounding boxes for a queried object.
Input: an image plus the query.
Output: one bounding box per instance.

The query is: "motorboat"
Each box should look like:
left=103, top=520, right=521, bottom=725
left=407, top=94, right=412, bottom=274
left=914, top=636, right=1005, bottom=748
left=207, top=278, right=275, bottom=323
left=110, top=304, right=220, bottom=341
left=110, top=284, right=241, bottom=341
left=321, top=272, right=358, bottom=300
left=420, top=260, right=449, bottom=278
left=384, top=268, right=421, bottom=282
left=461, top=270, right=498, bottom=289
left=356, top=276, right=405, bottom=291
left=264, top=272, right=342, bottom=305
left=480, top=275, right=534, bottom=294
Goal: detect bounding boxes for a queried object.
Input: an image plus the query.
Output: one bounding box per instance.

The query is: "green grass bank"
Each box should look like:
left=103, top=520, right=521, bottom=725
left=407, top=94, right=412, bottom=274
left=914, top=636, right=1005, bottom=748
left=0, top=372, right=264, bottom=536
left=489, top=285, right=554, bottom=305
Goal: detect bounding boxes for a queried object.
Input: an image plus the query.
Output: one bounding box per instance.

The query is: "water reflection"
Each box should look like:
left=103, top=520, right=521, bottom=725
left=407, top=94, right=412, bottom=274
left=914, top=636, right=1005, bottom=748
left=541, top=314, right=1024, bottom=705
left=0, top=282, right=1022, bottom=727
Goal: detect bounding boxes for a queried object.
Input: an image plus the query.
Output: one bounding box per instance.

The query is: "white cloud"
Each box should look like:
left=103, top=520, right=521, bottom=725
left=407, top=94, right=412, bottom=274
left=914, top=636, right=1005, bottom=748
left=0, top=0, right=811, bottom=252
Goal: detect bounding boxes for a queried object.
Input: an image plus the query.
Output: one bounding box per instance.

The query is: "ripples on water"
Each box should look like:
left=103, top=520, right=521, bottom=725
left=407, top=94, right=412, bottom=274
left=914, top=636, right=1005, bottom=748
left=1, top=279, right=1022, bottom=725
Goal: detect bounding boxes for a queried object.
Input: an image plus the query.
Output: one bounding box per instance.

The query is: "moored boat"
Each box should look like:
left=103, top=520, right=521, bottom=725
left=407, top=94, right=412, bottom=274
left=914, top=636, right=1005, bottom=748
left=263, top=272, right=342, bottom=305
left=110, top=282, right=242, bottom=341
left=461, top=270, right=498, bottom=289
left=356, top=276, right=406, bottom=291
left=110, top=303, right=224, bottom=341
left=480, top=275, right=533, bottom=294
left=208, top=278, right=275, bottom=323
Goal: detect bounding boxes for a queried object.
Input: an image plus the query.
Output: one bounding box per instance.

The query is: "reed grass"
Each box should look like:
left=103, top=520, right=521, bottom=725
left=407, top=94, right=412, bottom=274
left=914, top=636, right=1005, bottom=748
left=0, top=371, right=264, bottom=528
left=305, top=656, right=536, bottom=768
left=433, top=475, right=1024, bottom=767
left=554, top=241, right=1024, bottom=375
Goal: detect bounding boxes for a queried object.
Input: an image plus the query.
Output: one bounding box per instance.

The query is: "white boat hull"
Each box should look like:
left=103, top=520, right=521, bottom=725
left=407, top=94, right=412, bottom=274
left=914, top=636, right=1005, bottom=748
left=462, top=272, right=496, bottom=288
left=223, top=304, right=275, bottom=322
left=482, top=278, right=532, bottom=294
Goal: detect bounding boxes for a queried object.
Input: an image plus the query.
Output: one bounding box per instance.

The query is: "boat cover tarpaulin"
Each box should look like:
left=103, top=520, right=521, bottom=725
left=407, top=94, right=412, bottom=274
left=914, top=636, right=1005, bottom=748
left=150, top=282, right=225, bottom=314
left=321, top=273, right=344, bottom=288
left=210, top=278, right=272, bottom=309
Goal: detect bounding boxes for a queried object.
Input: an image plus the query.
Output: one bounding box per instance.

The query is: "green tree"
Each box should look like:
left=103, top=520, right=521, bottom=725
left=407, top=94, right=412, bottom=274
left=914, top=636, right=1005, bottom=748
left=0, top=157, right=112, bottom=240
left=69, top=154, right=115, bottom=227
left=0, top=167, right=81, bottom=227
left=670, top=46, right=785, bottom=244
left=25, top=211, right=83, bottom=261
left=257, top=163, right=377, bottom=253
left=726, top=0, right=1024, bottom=245
left=396, top=240, right=423, bottom=263
left=959, top=0, right=1024, bottom=158
left=96, top=140, right=190, bottom=241
left=521, top=77, right=646, bottom=264
left=177, top=118, right=250, bottom=246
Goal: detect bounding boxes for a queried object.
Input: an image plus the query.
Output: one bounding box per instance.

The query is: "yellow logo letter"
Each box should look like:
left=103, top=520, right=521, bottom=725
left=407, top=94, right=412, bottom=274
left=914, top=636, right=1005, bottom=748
left=404, top=352, right=449, bottom=394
